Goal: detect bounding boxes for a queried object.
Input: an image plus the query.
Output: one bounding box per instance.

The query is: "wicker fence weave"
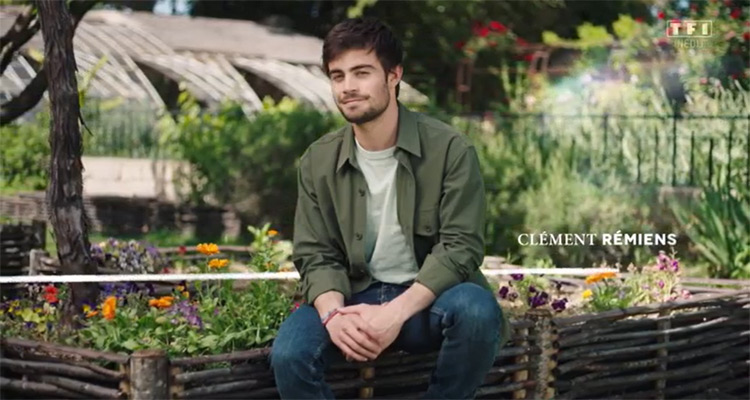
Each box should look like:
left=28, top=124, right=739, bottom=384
left=0, top=221, right=46, bottom=276
left=2, top=291, right=747, bottom=399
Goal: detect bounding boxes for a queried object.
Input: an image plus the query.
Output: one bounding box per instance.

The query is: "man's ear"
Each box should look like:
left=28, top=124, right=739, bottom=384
left=388, top=65, right=403, bottom=88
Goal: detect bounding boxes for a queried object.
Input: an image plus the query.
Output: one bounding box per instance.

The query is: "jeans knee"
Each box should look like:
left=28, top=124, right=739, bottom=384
left=448, top=284, right=502, bottom=337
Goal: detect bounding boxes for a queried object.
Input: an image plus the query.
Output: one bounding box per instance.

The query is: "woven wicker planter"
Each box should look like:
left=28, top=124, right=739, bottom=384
left=1, top=290, right=747, bottom=399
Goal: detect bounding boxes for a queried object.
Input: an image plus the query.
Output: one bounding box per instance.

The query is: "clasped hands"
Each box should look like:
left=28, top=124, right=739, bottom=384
left=324, top=302, right=404, bottom=362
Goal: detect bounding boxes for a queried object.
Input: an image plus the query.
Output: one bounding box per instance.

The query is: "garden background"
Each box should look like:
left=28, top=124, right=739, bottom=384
left=0, top=1, right=749, bottom=398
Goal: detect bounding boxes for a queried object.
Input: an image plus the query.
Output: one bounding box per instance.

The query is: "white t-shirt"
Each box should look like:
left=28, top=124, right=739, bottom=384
left=354, top=137, right=419, bottom=284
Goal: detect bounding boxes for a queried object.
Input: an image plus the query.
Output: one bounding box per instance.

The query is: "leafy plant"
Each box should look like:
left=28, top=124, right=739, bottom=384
left=583, top=251, right=690, bottom=312
left=0, top=112, right=49, bottom=192
left=671, top=186, right=750, bottom=278
left=162, top=94, right=342, bottom=233
left=1, top=230, right=297, bottom=357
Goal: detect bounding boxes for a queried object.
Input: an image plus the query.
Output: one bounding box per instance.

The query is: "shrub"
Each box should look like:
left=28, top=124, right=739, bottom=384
left=0, top=112, right=49, bottom=192
left=163, top=95, right=343, bottom=233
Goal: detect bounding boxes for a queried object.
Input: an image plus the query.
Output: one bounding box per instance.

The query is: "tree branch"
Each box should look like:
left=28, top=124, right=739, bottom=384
left=0, top=5, right=40, bottom=76
left=0, top=0, right=98, bottom=127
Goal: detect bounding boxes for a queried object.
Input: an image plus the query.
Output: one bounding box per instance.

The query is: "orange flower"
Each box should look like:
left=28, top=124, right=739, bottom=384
left=102, top=296, right=117, bottom=320
left=585, top=272, right=617, bottom=284
left=83, top=303, right=98, bottom=318
left=196, top=243, right=219, bottom=255
left=208, top=258, right=229, bottom=269
left=268, top=229, right=279, bottom=237
left=148, top=296, right=174, bottom=309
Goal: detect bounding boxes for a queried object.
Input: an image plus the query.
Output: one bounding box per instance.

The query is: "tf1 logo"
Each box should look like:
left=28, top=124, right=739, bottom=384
left=665, top=20, right=713, bottom=38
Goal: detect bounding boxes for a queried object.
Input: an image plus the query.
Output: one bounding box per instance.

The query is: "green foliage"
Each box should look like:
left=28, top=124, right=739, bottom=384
left=583, top=252, right=689, bottom=313
left=72, top=280, right=292, bottom=357
left=671, top=186, right=750, bottom=279
left=0, top=112, right=49, bottom=192
left=1, top=229, right=296, bottom=357
left=520, top=167, right=654, bottom=268
left=163, top=94, right=342, bottom=231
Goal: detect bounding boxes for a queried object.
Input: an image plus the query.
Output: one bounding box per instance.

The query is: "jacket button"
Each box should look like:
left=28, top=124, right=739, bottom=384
left=358, top=188, right=365, bottom=196
left=425, top=226, right=432, bottom=233
left=356, top=233, right=363, bottom=240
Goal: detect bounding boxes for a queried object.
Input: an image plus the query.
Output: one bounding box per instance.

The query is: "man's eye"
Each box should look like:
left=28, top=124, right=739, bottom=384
left=331, top=75, right=343, bottom=82
left=356, top=71, right=369, bottom=77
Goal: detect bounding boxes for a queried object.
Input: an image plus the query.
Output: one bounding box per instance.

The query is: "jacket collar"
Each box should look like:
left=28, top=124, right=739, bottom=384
left=336, top=102, right=421, bottom=172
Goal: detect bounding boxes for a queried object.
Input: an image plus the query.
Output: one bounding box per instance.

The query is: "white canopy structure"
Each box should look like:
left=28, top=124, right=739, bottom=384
left=0, top=8, right=428, bottom=115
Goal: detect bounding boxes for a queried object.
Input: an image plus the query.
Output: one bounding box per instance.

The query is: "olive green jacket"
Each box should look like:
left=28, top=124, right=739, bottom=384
left=293, top=103, right=510, bottom=346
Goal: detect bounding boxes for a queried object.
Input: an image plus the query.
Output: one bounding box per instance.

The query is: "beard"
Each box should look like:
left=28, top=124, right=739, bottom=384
left=337, top=87, right=390, bottom=125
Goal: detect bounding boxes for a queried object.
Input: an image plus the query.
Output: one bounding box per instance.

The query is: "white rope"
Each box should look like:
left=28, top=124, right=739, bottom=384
left=0, top=268, right=619, bottom=284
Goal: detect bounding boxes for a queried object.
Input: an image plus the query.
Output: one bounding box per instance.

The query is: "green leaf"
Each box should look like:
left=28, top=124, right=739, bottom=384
left=121, top=339, right=140, bottom=351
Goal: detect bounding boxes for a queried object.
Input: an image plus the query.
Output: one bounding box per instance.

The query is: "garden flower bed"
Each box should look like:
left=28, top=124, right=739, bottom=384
left=1, top=227, right=748, bottom=399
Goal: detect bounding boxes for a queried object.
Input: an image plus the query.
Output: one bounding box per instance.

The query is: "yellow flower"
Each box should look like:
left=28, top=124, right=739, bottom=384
left=102, top=296, right=117, bottom=320
left=208, top=258, right=229, bottom=269
left=196, top=243, right=219, bottom=255
left=268, top=229, right=279, bottom=237
left=585, top=272, right=617, bottom=284
left=582, top=289, right=593, bottom=299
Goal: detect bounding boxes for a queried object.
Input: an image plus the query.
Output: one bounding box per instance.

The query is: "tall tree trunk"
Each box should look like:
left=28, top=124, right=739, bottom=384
left=37, top=0, right=99, bottom=325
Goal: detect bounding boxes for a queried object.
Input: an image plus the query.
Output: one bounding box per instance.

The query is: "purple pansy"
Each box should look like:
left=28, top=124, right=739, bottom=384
left=551, top=298, right=568, bottom=312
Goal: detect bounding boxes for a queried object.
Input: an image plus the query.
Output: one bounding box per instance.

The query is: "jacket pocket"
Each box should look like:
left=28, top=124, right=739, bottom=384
left=414, top=207, right=439, bottom=238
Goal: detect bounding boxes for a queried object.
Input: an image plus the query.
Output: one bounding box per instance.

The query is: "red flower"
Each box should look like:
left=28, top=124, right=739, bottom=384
left=516, top=37, right=529, bottom=46
left=730, top=73, right=739, bottom=80
left=178, top=245, right=186, bottom=255
left=730, top=8, right=741, bottom=19
left=657, top=11, right=665, bottom=20
left=743, top=32, right=750, bottom=41
left=44, top=286, right=58, bottom=304
left=478, top=27, right=490, bottom=37
left=690, top=4, right=698, bottom=12
left=524, top=53, right=534, bottom=62
left=725, top=0, right=733, bottom=6
left=635, top=17, right=644, bottom=23
left=489, top=21, right=507, bottom=34
left=454, top=40, right=465, bottom=50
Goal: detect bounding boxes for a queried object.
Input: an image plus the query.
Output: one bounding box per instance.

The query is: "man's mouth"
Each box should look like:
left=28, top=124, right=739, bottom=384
left=342, top=98, right=365, bottom=104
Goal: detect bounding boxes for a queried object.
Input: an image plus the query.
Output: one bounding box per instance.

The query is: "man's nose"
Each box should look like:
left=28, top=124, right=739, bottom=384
left=342, top=75, right=358, bottom=93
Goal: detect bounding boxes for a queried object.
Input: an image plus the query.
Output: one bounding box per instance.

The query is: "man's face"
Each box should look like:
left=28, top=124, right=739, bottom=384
left=327, top=48, right=400, bottom=125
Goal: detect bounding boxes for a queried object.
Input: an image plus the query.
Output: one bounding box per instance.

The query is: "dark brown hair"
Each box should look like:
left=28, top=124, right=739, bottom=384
left=322, top=17, right=403, bottom=96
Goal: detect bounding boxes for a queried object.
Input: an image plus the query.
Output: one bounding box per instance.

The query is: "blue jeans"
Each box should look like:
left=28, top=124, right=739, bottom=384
left=270, top=281, right=505, bottom=399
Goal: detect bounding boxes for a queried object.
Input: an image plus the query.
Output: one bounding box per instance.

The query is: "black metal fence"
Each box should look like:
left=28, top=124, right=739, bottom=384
left=468, top=113, right=750, bottom=190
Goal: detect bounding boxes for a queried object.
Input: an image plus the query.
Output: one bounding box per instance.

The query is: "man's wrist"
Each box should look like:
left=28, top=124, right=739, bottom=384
left=386, top=283, right=436, bottom=323
left=321, top=307, right=341, bottom=326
